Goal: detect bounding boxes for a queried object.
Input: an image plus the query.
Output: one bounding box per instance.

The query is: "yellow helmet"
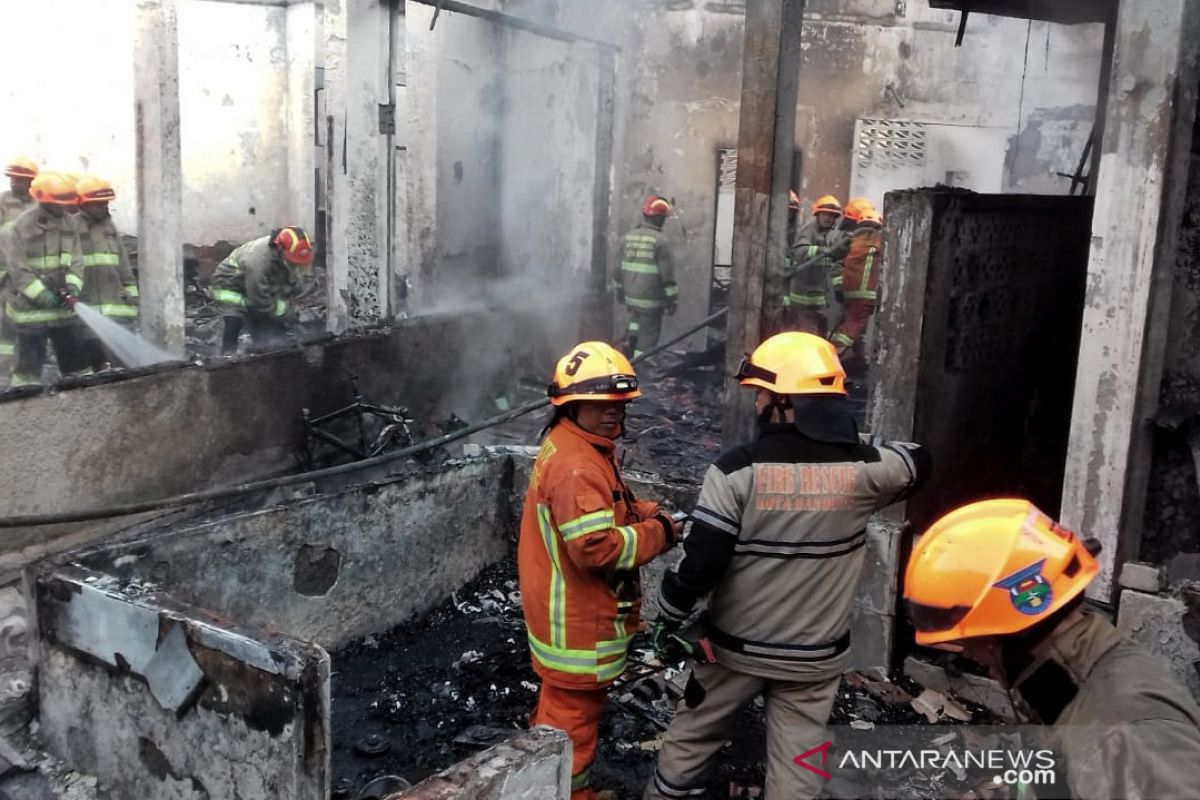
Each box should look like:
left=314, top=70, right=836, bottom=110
left=4, top=157, right=38, bottom=179
left=547, top=341, right=641, bottom=406
left=76, top=176, right=116, bottom=203
left=903, top=499, right=1101, bottom=646
left=30, top=172, right=79, bottom=206
left=812, top=194, right=842, bottom=216
left=735, top=332, right=846, bottom=396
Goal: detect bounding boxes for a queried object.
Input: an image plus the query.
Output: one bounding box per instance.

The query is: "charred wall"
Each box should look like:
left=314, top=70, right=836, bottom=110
left=1142, top=141, right=1200, bottom=575
left=873, top=189, right=1092, bottom=536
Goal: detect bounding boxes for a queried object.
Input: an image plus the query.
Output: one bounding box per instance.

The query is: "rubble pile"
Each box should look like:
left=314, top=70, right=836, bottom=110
left=331, top=558, right=987, bottom=800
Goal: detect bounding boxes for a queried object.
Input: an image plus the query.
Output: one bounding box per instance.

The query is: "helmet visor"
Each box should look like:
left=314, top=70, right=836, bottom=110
left=905, top=599, right=973, bottom=639
left=735, top=355, right=776, bottom=385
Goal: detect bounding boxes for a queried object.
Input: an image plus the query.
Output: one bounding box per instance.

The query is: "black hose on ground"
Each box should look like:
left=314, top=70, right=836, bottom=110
left=0, top=307, right=729, bottom=528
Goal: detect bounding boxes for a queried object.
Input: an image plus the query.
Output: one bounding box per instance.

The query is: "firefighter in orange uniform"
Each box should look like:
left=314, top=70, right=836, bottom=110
left=519, top=341, right=680, bottom=799
left=830, top=198, right=882, bottom=359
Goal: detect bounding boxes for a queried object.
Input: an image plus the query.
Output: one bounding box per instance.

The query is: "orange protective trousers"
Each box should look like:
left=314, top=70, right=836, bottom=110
left=530, top=682, right=609, bottom=800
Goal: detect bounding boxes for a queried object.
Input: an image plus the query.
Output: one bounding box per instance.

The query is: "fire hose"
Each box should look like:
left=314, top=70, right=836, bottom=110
left=0, top=307, right=729, bottom=528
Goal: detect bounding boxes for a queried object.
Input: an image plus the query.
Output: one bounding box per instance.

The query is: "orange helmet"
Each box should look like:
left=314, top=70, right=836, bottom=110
left=812, top=194, right=842, bottom=216
left=29, top=172, right=80, bottom=206
left=641, top=195, right=672, bottom=217
left=548, top=341, right=641, bottom=406
left=735, top=332, right=846, bottom=396
left=788, top=190, right=802, bottom=211
left=273, top=226, right=314, bottom=266
left=76, top=176, right=116, bottom=203
left=904, top=499, right=1101, bottom=646
left=842, top=197, right=877, bottom=223
left=4, top=158, right=38, bottom=179
left=858, top=208, right=883, bottom=227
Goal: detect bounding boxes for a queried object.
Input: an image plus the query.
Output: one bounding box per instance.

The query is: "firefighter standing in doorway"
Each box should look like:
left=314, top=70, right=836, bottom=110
left=5, top=172, right=89, bottom=387
left=615, top=195, right=679, bottom=359
left=785, top=194, right=846, bottom=335
left=519, top=341, right=681, bottom=800
left=904, top=499, right=1200, bottom=799
left=74, top=176, right=138, bottom=371
left=830, top=198, right=882, bottom=362
left=210, top=226, right=314, bottom=353
left=644, top=332, right=929, bottom=800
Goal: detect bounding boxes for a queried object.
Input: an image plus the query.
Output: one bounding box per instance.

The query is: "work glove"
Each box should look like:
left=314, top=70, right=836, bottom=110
left=56, top=289, right=78, bottom=309
left=653, top=511, right=681, bottom=547
left=651, top=620, right=716, bottom=664
left=32, top=289, right=60, bottom=309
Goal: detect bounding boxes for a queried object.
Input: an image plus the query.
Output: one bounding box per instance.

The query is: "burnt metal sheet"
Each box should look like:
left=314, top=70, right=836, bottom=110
left=927, top=0, right=1113, bottom=24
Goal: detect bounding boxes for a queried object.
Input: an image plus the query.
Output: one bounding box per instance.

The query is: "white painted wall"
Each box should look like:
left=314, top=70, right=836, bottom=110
left=177, top=0, right=290, bottom=243
left=0, top=0, right=314, bottom=245
left=0, top=0, right=137, bottom=231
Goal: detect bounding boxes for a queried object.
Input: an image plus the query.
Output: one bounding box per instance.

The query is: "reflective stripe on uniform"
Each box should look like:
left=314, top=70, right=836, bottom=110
left=10, top=372, right=42, bottom=387
left=273, top=298, right=288, bottom=317
left=95, top=303, right=139, bottom=318
left=624, top=296, right=663, bottom=310
left=124, top=284, right=139, bottom=298
left=65, top=273, right=83, bottom=291
left=789, top=291, right=826, bottom=307
left=626, top=320, right=640, bottom=333
left=20, top=278, right=47, bottom=301
left=537, top=504, right=568, bottom=649
left=843, top=290, right=877, bottom=300
left=620, top=261, right=659, bottom=275
left=81, top=253, right=120, bottom=267
left=212, top=288, right=248, bottom=309
left=559, top=509, right=615, bottom=542
left=526, top=631, right=627, bottom=681
left=831, top=332, right=854, bottom=348
left=0, top=342, right=13, bottom=356
left=616, top=525, right=638, bottom=570
left=26, top=253, right=73, bottom=270
left=663, top=283, right=679, bottom=298
left=5, top=303, right=72, bottom=324
left=572, top=768, right=591, bottom=791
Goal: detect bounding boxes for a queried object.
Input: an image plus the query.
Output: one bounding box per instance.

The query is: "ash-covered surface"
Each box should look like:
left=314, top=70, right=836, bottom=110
left=330, top=558, right=980, bottom=800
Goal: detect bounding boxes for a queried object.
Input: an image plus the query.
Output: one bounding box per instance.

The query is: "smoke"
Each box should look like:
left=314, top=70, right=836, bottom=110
left=403, top=3, right=632, bottom=421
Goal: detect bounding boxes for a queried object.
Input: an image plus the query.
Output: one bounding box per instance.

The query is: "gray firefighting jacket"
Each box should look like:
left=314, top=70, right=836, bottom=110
left=659, top=424, right=929, bottom=680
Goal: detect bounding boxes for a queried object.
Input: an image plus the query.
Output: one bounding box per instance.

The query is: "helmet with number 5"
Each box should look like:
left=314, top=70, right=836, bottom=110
left=547, top=341, right=641, bottom=406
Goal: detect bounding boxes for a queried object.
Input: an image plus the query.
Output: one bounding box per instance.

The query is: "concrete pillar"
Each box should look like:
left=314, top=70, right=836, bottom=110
left=134, top=0, right=185, bottom=355
left=581, top=49, right=617, bottom=342
left=405, top=4, right=439, bottom=310
left=285, top=1, right=318, bottom=233
left=721, top=0, right=804, bottom=449
left=1061, top=0, right=1200, bottom=600
left=323, top=0, right=391, bottom=332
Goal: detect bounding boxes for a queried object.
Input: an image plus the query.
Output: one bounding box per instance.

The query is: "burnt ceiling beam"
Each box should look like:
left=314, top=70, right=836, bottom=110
left=927, top=0, right=1114, bottom=25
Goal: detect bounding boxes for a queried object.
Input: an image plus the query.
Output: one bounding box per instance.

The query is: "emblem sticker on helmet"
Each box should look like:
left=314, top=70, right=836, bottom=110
left=994, top=559, right=1053, bottom=615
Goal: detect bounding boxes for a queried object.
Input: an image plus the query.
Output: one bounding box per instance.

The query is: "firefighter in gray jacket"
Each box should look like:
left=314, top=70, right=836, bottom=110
left=644, top=331, right=930, bottom=800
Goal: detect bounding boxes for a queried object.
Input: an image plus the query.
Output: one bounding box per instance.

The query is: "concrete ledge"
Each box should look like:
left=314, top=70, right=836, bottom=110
left=389, top=727, right=571, bottom=800
left=1119, top=561, right=1165, bottom=593
left=75, top=457, right=517, bottom=651
left=33, top=566, right=329, bottom=800
left=1117, top=589, right=1200, bottom=701
left=903, top=655, right=1014, bottom=720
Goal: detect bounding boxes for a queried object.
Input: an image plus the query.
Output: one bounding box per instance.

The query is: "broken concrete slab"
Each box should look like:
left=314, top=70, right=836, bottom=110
left=1119, top=561, right=1165, bottom=593
left=143, top=624, right=204, bottom=715
left=902, top=655, right=1014, bottom=721
left=34, top=567, right=329, bottom=800
left=389, top=726, right=570, bottom=800
left=1117, top=589, right=1200, bottom=701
